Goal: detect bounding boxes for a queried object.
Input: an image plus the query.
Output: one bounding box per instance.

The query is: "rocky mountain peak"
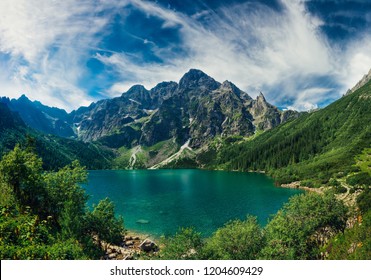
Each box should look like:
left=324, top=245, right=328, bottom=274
left=1, top=69, right=301, bottom=160
left=123, top=85, right=148, bottom=97
left=150, top=81, right=178, bottom=107
left=122, top=84, right=151, bottom=106
left=220, top=80, right=239, bottom=92
left=257, top=92, right=267, bottom=102
left=152, top=81, right=178, bottom=91
left=179, top=69, right=220, bottom=90
left=18, top=94, right=31, bottom=102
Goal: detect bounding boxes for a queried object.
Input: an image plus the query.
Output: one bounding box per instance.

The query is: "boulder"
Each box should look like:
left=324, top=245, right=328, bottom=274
left=139, top=239, right=157, bottom=252
left=136, top=219, right=150, bottom=224
left=108, top=253, right=117, bottom=259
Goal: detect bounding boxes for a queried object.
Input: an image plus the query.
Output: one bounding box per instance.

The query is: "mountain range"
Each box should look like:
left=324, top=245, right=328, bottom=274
left=1, top=67, right=370, bottom=184
left=0, top=69, right=300, bottom=169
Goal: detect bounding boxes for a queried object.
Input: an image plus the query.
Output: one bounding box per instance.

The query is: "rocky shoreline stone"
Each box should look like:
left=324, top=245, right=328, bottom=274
left=101, top=231, right=158, bottom=260
left=280, top=181, right=324, bottom=193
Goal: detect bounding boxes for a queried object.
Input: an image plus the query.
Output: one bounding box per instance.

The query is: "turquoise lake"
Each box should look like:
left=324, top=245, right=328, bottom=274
left=84, top=169, right=303, bottom=237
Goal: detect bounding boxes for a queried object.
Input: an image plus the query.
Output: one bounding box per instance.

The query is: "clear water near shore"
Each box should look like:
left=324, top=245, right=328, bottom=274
left=84, top=169, right=303, bottom=237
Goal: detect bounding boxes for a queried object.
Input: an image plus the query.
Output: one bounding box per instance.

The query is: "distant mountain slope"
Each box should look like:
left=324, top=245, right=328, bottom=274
left=0, top=102, right=114, bottom=170
left=0, top=102, right=28, bottom=153
left=215, top=79, right=371, bottom=184
left=1, top=95, right=74, bottom=138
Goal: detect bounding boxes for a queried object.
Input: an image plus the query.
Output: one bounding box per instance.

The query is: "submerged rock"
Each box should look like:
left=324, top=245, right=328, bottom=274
left=136, top=219, right=150, bottom=224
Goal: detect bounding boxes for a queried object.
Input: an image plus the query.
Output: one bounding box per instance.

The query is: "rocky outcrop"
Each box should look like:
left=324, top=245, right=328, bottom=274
left=102, top=234, right=157, bottom=260
left=139, top=239, right=158, bottom=253
left=348, top=68, right=371, bottom=94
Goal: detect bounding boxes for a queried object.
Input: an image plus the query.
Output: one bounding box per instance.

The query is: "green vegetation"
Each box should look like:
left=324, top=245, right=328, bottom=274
left=324, top=190, right=371, bottom=260
left=211, top=80, right=371, bottom=185
left=355, top=148, right=371, bottom=175
left=112, top=139, right=180, bottom=169
left=346, top=172, right=371, bottom=187
left=0, top=146, right=124, bottom=259
left=324, top=211, right=371, bottom=259
left=261, top=192, right=347, bottom=259
left=158, top=192, right=353, bottom=260
left=158, top=228, right=203, bottom=260
left=356, top=188, right=371, bottom=214
left=201, top=216, right=264, bottom=260
left=0, top=102, right=114, bottom=171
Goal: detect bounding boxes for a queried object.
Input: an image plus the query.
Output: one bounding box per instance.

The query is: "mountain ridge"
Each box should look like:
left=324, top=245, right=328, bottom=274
left=212, top=78, right=371, bottom=185
left=1, top=69, right=300, bottom=168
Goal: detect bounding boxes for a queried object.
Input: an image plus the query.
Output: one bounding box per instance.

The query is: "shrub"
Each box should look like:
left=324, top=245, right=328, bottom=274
left=325, top=210, right=371, bottom=260
left=260, top=193, right=348, bottom=260
left=357, top=189, right=371, bottom=214
left=346, top=172, right=371, bottom=187
left=329, top=178, right=340, bottom=187
left=201, top=216, right=264, bottom=260
left=159, top=228, right=203, bottom=260
left=333, top=186, right=347, bottom=194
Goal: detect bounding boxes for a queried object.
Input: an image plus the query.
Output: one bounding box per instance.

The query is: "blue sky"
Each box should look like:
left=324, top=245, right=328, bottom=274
left=0, top=0, right=370, bottom=111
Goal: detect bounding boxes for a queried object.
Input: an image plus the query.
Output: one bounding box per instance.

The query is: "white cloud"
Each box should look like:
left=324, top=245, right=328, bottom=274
left=96, top=53, right=188, bottom=96
left=287, top=87, right=332, bottom=111
left=0, top=0, right=112, bottom=63
left=339, top=36, right=371, bottom=91
left=0, top=0, right=128, bottom=111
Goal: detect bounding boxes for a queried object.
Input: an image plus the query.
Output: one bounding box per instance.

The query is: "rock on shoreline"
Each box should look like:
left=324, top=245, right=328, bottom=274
left=102, top=232, right=158, bottom=260
left=280, top=181, right=324, bottom=193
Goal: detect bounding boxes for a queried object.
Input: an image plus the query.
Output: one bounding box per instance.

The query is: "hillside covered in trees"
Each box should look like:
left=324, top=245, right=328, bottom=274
left=0, top=103, right=114, bottom=171
left=208, top=80, right=371, bottom=187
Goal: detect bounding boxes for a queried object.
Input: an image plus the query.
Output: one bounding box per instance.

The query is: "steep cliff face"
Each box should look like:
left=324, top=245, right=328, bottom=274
left=138, top=70, right=296, bottom=149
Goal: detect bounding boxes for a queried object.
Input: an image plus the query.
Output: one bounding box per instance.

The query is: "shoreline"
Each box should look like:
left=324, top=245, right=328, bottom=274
left=280, top=181, right=324, bottom=194
left=125, top=229, right=159, bottom=243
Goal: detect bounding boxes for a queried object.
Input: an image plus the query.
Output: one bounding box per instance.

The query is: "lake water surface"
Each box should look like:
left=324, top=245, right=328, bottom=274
left=84, top=169, right=303, bottom=237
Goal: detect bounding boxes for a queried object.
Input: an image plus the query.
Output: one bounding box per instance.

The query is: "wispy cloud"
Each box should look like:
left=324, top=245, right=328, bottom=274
left=0, top=0, right=128, bottom=110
